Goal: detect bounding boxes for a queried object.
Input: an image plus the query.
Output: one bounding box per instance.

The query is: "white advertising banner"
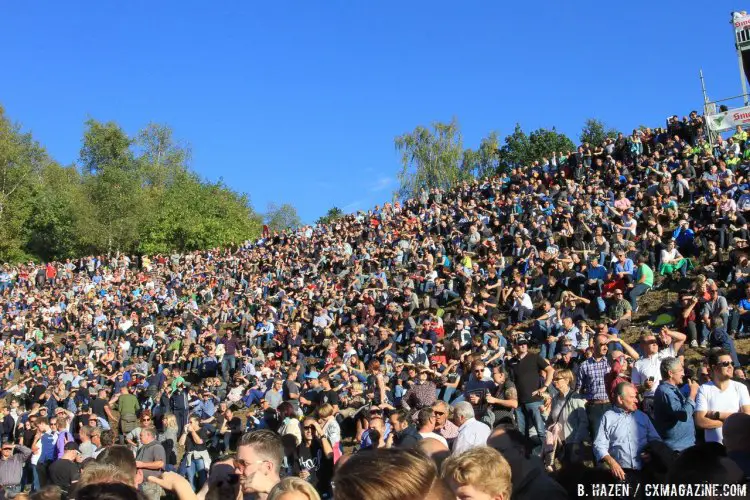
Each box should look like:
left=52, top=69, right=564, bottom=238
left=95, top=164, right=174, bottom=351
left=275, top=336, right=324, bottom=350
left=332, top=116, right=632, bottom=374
left=706, top=106, right=750, bottom=132
left=734, top=12, right=750, bottom=31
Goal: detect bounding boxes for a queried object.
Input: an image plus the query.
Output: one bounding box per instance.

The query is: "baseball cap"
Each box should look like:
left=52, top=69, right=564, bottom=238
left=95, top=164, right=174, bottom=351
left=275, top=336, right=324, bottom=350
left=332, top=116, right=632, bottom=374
left=515, top=337, right=529, bottom=346
left=305, top=371, right=319, bottom=380
left=559, top=347, right=573, bottom=355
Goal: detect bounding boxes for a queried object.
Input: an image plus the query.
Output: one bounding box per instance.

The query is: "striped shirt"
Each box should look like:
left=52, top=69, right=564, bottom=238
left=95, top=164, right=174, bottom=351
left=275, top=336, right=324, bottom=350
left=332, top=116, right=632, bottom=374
left=0, top=445, right=32, bottom=486
left=576, top=357, right=611, bottom=401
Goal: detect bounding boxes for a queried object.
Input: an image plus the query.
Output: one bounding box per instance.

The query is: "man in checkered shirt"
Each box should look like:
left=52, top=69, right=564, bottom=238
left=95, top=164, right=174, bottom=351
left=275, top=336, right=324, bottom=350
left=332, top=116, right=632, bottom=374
left=576, top=333, right=612, bottom=441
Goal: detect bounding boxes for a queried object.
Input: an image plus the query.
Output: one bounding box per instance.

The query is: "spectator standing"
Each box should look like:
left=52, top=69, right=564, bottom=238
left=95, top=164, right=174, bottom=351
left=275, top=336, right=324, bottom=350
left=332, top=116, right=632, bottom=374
left=387, top=409, right=422, bottom=449
left=135, top=426, right=166, bottom=483
left=653, top=357, right=699, bottom=452
left=630, top=328, right=686, bottom=417
left=235, top=430, right=283, bottom=500
left=431, top=400, right=459, bottom=446
left=628, top=254, right=653, bottom=312
left=111, top=386, right=141, bottom=437
left=594, top=382, right=661, bottom=485
left=506, top=337, right=554, bottom=453
left=576, top=334, right=611, bottom=441
left=545, top=368, right=588, bottom=468
left=47, top=441, right=81, bottom=496
left=450, top=401, right=490, bottom=455
left=695, top=349, right=750, bottom=443
left=179, top=415, right=210, bottom=490
left=0, top=442, right=32, bottom=496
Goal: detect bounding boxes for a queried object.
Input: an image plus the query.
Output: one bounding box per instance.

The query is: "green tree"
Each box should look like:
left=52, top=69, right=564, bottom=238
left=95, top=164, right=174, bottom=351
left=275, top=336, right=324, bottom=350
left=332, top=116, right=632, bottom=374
left=316, top=206, right=344, bottom=225
left=0, top=106, right=48, bottom=261
left=79, top=119, right=134, bottom=174
left=528, top=127, right=576, bottom=161
left=462, top=131, right=501, bottom=179
left=136, top=123, right=191, bottom=188
left=265, top=203, right=301, bottom=232
left=497, top=124, right=575, bottom=170
left=25, top=163, right=87, bottom=261
left=79, top=119, right=144, bottom=254
left=579, top=118, right=619, bottom=146
left=394, top=119, right=469, bottom=199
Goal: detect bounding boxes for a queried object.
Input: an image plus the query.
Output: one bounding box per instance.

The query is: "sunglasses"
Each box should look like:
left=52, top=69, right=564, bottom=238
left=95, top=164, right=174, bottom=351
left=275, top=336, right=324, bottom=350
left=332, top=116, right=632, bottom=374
left=234, top=458, right=267, bottom=471
left=303, top=425, right=316, bottom=431
left=433, top=411, right=446, bottom=416
left=714, top=361, right=734, bottom=368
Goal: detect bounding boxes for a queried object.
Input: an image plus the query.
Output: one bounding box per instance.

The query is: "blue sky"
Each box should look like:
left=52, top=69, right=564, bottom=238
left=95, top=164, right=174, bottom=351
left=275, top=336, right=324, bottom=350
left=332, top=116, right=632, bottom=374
left=0, top=1, right=745, bottom=223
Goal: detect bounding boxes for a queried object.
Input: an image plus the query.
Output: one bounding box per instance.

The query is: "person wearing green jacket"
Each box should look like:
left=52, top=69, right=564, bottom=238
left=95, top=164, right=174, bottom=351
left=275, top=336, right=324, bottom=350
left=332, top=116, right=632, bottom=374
left=629, top=254, right=653, bottom=313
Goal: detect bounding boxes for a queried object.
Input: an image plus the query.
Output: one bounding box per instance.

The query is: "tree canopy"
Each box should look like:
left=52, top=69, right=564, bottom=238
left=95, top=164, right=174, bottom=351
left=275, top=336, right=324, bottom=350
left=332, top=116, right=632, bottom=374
left=358, top=115, right=604, bottom=212
left=0, top=105, right=264, bottom=262
left=265, top=203, right=302, bottom=232
left=579, top=118, right=619, bottom=146
left=394, top=119, right=470, bottom=199
left=395, top=119, right=579, bottom=198
left=316, top=206, right=344, bottom=226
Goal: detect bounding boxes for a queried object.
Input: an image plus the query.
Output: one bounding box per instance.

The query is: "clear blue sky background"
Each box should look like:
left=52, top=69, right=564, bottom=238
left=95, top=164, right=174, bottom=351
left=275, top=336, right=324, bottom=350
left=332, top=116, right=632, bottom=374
left=0, top=1, right=745, bottom=223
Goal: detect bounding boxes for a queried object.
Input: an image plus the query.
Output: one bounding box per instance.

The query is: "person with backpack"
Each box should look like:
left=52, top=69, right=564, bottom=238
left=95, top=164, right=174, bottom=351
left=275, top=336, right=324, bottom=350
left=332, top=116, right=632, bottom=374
left=110, top=386, right=140, bottom=440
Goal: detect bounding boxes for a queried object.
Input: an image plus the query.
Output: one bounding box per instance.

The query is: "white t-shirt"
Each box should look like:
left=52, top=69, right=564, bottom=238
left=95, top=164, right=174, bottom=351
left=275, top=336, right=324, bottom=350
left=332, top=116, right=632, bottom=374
left=513, top=293, right=533, bottom=311
left=660, top=248, right=679, bottom=263
left=419, top=431, right=449, bottom=448
left=695, top=380, right=750, bottom=443
left=631, top=346, right=676, bottom=397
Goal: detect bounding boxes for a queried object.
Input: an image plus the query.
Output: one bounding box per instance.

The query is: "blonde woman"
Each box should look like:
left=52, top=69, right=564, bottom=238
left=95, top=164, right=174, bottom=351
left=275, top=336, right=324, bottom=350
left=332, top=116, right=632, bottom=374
left=267, top=476, right=320, bottom=500
left=317, top=404, right=342, bottom=463
left=544, top=368, right=589, bottom=470
left=159, top=413, right=179, bottom=470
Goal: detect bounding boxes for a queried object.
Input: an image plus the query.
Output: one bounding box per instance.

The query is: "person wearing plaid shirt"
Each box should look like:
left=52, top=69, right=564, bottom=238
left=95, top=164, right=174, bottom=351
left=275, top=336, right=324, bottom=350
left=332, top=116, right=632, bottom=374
left=576, top=334, right=612, bottom=441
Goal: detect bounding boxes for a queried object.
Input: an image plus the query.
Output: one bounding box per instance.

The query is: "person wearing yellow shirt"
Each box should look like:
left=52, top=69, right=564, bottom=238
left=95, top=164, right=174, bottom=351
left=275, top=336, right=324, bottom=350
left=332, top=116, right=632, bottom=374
left=733, top=125, right=748, bottom=144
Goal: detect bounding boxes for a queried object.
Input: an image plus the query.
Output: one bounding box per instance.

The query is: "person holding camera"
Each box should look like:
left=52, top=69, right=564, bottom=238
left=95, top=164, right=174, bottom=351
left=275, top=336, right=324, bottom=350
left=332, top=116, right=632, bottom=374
left=652, top=357, right=699, bottom=452
left=631, top=328, right=686, bottom=419
left=179, top=414, right=211, bottom=490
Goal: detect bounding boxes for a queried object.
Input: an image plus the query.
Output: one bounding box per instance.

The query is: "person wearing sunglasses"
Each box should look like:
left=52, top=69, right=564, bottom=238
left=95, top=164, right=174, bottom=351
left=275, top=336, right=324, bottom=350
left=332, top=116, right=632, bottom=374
left=125, top=412, right=153, bottom=452
left=287, top=418, right=332, bottom=496
left=235, top=429, right=283, bottom=500
left=695, top=348, right=750, bottom=444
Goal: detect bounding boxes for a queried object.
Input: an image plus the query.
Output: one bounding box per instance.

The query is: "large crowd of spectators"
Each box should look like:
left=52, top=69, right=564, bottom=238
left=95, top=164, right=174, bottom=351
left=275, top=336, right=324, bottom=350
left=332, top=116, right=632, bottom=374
left=0, top=112, right=750, bottom=500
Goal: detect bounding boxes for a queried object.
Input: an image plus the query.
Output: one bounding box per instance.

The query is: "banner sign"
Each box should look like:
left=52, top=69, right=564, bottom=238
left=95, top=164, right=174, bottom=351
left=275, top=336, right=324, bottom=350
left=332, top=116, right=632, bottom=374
left=706, top=106, right=750, bottom=132
left=734, top=12, right=750, bottom=31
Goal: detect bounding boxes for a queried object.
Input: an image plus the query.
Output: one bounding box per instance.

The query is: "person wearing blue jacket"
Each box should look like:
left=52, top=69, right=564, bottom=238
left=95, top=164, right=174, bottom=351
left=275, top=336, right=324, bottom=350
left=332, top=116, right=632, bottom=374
left=653, top=357, right=699, bottom=452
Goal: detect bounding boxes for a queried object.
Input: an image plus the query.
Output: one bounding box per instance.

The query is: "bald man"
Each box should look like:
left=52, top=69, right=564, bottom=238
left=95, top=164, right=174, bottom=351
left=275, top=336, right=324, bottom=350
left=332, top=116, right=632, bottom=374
left=723, top=413, right=750, bottom=478
left=417, top=437, right=450, bottom=469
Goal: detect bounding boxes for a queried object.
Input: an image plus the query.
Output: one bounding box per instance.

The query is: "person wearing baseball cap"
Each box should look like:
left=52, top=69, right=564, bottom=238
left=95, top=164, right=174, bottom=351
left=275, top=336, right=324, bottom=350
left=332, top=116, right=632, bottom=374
left=0, top=440, right=32, bottom=496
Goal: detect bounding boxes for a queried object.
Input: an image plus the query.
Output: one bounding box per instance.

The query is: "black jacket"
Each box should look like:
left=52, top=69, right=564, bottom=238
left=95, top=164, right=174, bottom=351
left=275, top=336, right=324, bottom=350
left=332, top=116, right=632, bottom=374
left=394, top=425, right=422, bottom=449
